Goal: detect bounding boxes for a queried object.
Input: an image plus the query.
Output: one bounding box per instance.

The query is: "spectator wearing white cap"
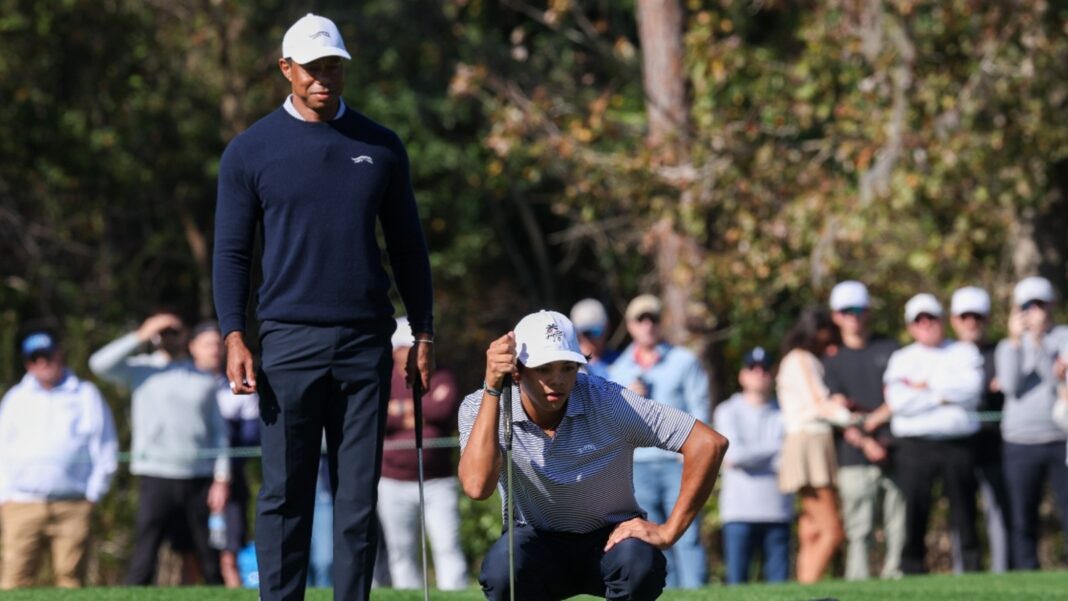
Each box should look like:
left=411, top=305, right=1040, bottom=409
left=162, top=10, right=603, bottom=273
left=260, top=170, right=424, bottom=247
left=948, top=286, right=1012, bottom=573
left=569, top=298, right=620, bottom=380
left=459, top=310, right=728, bottom=601
left=714, top=348, right=793, bottom=585
left=822, top=281, right=905, bottom=581
left=995, top=276, right=1068, bottom=570
left=212, top=13, right=435, bottom=601
left=607, top=294, right=711, bottom=588
left=0, top=330, right=118, bottom=589
left=884, top=294, right=984, bottom=574
left=377, top=317, right=467, bottom=590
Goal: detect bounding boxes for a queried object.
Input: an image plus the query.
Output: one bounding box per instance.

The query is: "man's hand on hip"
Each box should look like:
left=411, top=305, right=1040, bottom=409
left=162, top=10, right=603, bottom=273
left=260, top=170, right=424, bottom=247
left=225, top=332, right=257, bottom=394
left=604, top=517, right=674, bottom=551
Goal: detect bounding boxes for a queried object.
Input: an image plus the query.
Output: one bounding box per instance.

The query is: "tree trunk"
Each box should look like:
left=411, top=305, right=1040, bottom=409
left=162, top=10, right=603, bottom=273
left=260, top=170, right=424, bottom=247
left=636, top=0, right=696, bottom=346
left=636, top=0, right=689, bottom=155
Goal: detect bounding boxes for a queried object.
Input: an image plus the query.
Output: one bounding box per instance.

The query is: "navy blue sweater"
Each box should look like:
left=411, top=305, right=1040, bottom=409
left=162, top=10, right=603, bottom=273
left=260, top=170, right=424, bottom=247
left=213, top=106, right=433, bottom=336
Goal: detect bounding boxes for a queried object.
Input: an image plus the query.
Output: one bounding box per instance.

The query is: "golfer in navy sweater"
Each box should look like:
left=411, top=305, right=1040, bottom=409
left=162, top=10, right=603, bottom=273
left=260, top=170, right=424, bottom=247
left=212, top=13, right=434, bottom=601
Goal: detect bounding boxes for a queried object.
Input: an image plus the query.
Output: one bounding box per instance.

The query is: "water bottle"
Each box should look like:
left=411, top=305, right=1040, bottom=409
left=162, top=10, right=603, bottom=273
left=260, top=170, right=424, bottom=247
left=209, top=512, right=227, bottom=550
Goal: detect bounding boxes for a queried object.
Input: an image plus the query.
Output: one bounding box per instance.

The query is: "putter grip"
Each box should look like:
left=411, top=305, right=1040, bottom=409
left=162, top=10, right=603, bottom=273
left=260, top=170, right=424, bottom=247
left=501, top=374, right=513, bottom=450
left=412, top=380, right=424, bottom=448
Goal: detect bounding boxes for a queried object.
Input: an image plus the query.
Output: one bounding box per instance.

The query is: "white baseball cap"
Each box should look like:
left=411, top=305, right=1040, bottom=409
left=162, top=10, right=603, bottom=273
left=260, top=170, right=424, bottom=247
left=904, top=293, right=944, bottom=323
left=570, top=298, right=608, bottom=332
left=1013, top=276, right=1055, bottom=307
left=282, top=13, right=352, bottom=65
left=391, top=316, right=414, bottom=350
left=514, top=310, right=588, bottom=368
left=829, top=280, right=870, bottom=311
left=950, top=286, right=991, bottom=316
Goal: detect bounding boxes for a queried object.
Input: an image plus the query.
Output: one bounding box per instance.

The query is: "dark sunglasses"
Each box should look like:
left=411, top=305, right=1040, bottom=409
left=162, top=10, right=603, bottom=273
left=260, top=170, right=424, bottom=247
left=578, top=327, right=605, bottom=339
left=635, top=313, right=660, bottom=324
left=913, top=313, right=941, bottom=324
left=837, top=306, right=867, bottom=317
left=1021, top=300, right=1048, bottom=311
left=957, top=312, right=986, bottom=322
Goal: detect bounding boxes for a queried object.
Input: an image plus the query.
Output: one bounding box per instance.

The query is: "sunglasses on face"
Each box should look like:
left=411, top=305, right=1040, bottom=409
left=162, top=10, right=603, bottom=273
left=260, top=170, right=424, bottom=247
left=912, top=313, right=940, bottom=324
left=957, top=312, right=986, bottom=322
left=635, top=313, right=660, bottom=324
left=837, top=307, right=867, bottom=317
left=579, top=327, right=605, bottom=339
left=1021, top=300, right=1048, bottom=311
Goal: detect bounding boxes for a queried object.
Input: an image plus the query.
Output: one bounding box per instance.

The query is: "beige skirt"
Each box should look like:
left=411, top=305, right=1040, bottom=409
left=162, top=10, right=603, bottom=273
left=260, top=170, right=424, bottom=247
left=778, top=430, right=838, bottom=493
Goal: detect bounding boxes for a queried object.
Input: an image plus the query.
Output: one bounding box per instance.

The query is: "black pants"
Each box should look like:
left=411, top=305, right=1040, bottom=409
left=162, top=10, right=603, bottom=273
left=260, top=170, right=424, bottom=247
left=894, top=436, right=980, bottom=574
left=255, top=319, right=393, bottom=601
left=479, top=524, right=667, bottom=601
left=125, top=476, right=221, bottom=585
left=1003, top=440, right=1068, bottom=569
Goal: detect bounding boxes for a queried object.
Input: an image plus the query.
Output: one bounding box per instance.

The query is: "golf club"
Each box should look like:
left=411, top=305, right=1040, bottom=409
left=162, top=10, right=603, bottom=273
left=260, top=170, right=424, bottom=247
left=413, top=379, right=430, bottom=601
left=501, top=373, right=516, bottom=601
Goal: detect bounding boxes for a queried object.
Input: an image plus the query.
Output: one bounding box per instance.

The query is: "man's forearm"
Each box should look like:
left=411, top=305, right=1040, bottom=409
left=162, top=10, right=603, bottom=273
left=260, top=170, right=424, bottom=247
left=663, top=421, right=728, bottom=544
left=458, top=394, right=503, bottom=500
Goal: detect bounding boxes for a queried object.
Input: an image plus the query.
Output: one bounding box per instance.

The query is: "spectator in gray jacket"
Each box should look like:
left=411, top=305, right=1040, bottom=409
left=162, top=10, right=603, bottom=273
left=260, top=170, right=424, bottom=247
left=714, top=347, right=792, bottom=584
left=90, top=313, right=230, bottom=585
left=995, top=276, right=1068, bottom=569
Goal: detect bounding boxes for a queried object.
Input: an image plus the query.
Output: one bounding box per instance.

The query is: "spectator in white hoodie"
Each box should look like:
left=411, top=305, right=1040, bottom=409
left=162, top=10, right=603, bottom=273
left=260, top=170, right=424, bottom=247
left=885, top=294, right=983, bottom=574
left=0, top=330, right=117, bottom=589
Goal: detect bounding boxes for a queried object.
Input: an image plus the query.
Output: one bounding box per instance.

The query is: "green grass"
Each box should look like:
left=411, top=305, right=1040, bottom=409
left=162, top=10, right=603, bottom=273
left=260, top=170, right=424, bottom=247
left=2, top=571, right=1068, bottom=600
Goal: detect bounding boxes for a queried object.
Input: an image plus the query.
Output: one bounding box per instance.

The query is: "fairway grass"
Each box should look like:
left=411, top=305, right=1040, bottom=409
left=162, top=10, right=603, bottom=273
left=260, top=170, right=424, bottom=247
left=2, top=570, right=1066, bottom=600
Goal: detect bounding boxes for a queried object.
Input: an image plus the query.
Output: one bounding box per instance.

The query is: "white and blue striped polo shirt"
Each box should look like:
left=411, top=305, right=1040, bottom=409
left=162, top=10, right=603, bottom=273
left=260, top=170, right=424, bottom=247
left=458, top=373, right=697, bottom=534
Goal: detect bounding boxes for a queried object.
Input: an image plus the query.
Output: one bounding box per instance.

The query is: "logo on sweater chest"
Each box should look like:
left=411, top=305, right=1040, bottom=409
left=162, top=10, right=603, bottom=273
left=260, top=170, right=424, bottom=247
left=352, top=155, right=374, bottom=165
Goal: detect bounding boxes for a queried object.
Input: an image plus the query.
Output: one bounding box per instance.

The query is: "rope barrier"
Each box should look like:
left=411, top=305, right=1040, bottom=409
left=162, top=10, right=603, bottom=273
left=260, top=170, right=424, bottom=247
left=11, top=412, right=1014, bottom=464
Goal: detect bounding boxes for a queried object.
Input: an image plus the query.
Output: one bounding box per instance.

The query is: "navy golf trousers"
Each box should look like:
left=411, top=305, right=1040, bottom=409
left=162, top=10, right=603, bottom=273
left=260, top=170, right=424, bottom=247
left=479, top=524, right=667, bottom=601
left=255, top=319, right=394, bottom=601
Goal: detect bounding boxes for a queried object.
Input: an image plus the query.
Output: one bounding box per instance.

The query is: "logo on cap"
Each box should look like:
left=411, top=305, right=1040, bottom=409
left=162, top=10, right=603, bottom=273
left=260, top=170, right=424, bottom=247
left=545, top=323, right=564, bottom=343
left=310, top=30, right=331, bottom=40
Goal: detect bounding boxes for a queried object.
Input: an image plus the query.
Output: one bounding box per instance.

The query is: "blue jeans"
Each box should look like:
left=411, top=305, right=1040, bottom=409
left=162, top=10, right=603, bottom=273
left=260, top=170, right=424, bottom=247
left=721, top=522, right=790, bottom=584
left=632, top=459, right=707, bottom=588
left=479, top=524, right=666, bottom=601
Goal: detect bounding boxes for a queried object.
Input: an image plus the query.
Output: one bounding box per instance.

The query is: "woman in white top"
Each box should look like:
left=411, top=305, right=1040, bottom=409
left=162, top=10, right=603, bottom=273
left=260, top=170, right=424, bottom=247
left=776, top=307, right=851, bottom=583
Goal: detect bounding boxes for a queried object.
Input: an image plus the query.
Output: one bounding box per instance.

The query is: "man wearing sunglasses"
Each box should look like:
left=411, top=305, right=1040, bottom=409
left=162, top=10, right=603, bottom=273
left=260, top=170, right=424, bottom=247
left=995, top=276, right=1068, bottom=570
left=949, top=286, right=1011, bottom=572
left=884, top=293, right=984, bottom=574
left=607, top=294, right=710, bottom=588
left=570, top=298, right=620, bottom=381
left=822, top=281, right=905, bottom=581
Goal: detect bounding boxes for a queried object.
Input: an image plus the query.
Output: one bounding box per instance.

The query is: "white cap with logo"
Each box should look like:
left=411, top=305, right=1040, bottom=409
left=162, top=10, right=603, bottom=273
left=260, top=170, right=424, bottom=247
left=282, top=13, right=352, bottom=65
left=950, top=286, right=991, bottom=316
left=829, top=280, right=870, bottom=311
left=1013, top=276, right=1055, bottom=307
left=514, top=310, right=588, bottom=368
left=904, top=293, right=944, bottom=323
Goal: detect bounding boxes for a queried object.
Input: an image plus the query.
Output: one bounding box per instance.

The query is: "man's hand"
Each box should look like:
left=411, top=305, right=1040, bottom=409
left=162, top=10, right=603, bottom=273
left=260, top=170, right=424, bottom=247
left=207, top=480, right=230, bottom=513
left=862, top=438, right=888, bottom=463
left=843, top=426, right=865, bottom=448
left=605, top=517, right=674, bottom=551
left=1054, top=358, right=1068, bottom=382
left=406, top=335, right=435, bottom=391
left=484, top=332, right=517, bottom=391
left=137, top=313, right=183, bottom=343
left=224, top=332, right=257, bottom=394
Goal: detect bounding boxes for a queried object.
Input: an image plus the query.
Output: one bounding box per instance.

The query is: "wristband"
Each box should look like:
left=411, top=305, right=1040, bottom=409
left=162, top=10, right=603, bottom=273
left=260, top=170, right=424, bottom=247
left=483, top=381, right=502, bottom=397
left=414, top=338, right=434, bottom=345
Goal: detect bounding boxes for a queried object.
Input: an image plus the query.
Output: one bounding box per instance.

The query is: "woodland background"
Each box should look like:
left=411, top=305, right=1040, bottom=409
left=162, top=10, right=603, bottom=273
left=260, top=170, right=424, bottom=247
left=1, top=0, right=1067, bottom=584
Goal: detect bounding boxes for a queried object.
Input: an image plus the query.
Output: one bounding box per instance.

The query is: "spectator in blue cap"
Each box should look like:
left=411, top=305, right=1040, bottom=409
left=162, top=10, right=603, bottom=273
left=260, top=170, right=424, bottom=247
left=713, top=347, right=792, bottom=584
left=0, top=330, right=118, bottom=589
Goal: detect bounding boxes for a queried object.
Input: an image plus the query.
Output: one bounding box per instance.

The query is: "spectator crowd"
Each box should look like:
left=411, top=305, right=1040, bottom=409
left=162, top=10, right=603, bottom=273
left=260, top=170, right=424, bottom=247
left=2, top=276, right=1068, bottom=589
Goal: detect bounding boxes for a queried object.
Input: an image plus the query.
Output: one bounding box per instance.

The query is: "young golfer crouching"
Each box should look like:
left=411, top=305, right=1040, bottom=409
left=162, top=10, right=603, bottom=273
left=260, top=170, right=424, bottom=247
left=458, top=310, right=729, bottom=600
